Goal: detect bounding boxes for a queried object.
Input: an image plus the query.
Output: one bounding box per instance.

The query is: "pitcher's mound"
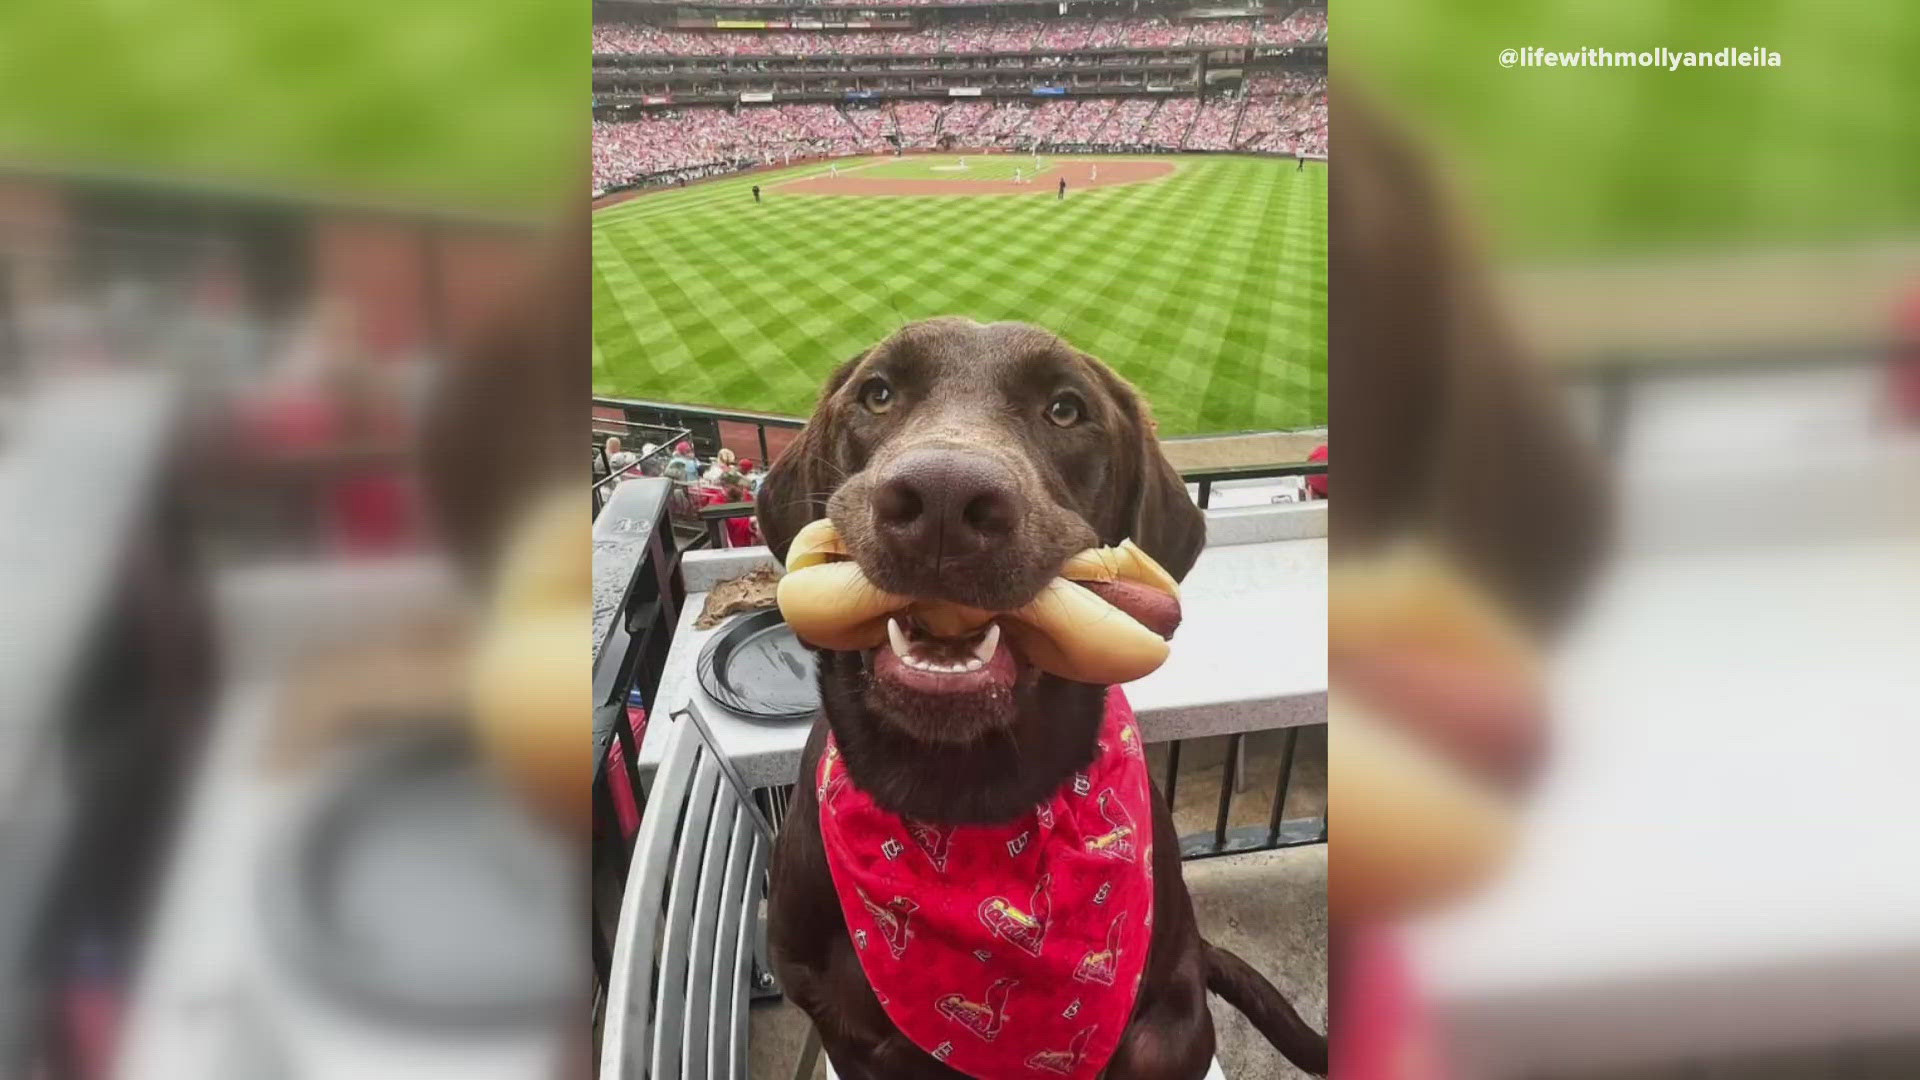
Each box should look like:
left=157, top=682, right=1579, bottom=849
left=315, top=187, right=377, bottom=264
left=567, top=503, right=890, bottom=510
left=777, top=158, right=1174, bottom=197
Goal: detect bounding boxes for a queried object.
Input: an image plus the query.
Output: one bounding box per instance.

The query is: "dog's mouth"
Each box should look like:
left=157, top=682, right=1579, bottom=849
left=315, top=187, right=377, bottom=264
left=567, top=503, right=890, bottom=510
left=870, top=613, right=1020, bottom=698
left=777, top=518, right=1183, bottom=690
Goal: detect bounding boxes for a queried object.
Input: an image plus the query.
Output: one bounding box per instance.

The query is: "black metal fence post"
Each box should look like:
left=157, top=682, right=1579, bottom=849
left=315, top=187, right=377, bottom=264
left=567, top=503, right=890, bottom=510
left=1266, top=727, right=1300, bottom=846
left=1214, top=733, right=1242, bottom=850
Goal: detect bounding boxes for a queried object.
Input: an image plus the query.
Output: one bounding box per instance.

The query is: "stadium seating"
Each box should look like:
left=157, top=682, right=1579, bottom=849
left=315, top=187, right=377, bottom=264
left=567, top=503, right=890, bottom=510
left=593, top=15, right=1322, bottom=57
left=590, top=8, right=1326, bottom=193
left=1187, top=95, right=1245, bottom=151
left=1137, top=96, right=1199, bottom=148
left=1102, top=98, right=1160, bottom=145
left=593, top=83, right=1325, bottom=192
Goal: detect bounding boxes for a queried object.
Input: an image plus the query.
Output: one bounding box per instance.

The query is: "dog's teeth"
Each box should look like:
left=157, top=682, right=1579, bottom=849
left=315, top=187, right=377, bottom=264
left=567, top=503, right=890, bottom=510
left=973, top=623, right=1000, bottom=664
left=887, top=617, right=910, bottom=659
left=963, top=658, right=984, bottom=672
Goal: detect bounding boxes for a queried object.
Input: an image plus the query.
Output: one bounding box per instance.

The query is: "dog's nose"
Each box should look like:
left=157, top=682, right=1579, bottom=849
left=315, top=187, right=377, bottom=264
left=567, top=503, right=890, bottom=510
left=871, top=448, right=1021, bottom=557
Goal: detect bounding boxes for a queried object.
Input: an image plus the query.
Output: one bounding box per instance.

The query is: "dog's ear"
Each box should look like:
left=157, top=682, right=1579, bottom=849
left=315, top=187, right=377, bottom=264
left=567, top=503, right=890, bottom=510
left=1332, top=86, right=1609, bottom=634
left=1087, top=359, right=1206, bottom=582
left=756, top=354, right=862, bottom=563
left=1127, top=408, right=1206, bottom=584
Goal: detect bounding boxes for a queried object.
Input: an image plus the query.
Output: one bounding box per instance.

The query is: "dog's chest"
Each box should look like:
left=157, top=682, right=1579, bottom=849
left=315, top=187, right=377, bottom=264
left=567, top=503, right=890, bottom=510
left=816, top=688, right=1156, bottom=1080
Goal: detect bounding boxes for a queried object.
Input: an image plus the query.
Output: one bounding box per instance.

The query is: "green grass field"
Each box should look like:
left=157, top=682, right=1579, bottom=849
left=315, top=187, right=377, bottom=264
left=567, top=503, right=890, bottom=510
left=592, top=155, right=1326, bottom=436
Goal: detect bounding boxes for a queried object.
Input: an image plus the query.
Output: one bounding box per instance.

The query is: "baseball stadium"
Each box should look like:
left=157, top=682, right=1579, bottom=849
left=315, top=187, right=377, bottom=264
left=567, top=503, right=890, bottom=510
left=590, top=4, right=1330, bottom=1077
left=591, top=1, right=1328, bottom=438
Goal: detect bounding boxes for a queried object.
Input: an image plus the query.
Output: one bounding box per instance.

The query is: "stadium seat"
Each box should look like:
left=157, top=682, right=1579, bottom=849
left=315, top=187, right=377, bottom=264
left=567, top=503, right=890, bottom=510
left=599, top=704, right=775, bottom=1080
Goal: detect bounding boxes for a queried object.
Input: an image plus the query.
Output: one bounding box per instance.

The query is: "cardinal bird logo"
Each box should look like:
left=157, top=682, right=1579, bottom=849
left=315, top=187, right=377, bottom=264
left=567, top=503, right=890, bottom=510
left=1074, top=911, right=1126, bottom=986
left=818, top=744, right=848, bottom=809
left=1034, top=800, right=1056, bottom=829
left=1026, top=1025, right=1097, bottom=1074
left=1118, top=723, right=1144, bottom=759
left=1083, top=789, right=1138, bottom=862
left=906, top=819, right=954, bottom=872
left=856, top=887, right=918, bottom=959
left=979, top=874, right=1051, bottom=956
left=936, top=977, right=1016, bottom=1042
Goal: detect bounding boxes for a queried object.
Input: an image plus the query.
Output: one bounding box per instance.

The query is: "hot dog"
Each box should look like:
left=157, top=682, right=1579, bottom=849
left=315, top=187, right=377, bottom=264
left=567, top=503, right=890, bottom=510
left=775, top=518, right=1182, bottom=684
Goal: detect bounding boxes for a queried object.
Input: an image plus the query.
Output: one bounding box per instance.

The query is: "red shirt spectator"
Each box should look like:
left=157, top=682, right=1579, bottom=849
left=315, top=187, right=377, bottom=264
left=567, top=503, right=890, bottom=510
left=1306, top=443, right=1328, bottom=499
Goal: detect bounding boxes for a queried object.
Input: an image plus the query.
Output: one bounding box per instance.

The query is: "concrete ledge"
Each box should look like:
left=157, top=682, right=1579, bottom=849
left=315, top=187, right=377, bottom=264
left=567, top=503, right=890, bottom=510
left=1206, top=502, right=1326, bottom=546
left=680, top=546, right=780, bottom=592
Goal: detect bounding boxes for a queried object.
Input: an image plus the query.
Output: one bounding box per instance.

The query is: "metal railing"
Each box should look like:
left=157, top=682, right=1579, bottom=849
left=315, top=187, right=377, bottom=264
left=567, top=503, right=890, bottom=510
left=592, top=429, right=690, bottom=517
left=1183, top=460, right=1326, bottom=509
left=593, top=396, right=803, bottom=472
left=1167, top=727, right=1327, bottom=859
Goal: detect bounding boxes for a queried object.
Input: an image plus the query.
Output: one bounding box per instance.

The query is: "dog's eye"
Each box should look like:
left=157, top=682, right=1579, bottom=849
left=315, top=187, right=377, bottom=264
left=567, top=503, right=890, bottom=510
left=1045, top=393, right=1084, bottom=428
left=859, top=378, right=894, bottom=414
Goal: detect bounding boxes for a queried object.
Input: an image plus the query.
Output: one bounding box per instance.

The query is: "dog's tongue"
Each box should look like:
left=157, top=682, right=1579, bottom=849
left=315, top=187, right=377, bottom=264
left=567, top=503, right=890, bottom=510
left=1079, top=578, right=1182, bottom=639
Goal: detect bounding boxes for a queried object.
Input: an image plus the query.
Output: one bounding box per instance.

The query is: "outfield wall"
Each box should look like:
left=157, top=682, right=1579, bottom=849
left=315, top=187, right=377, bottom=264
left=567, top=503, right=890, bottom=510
left=592, top=147, right=1317, bottom=208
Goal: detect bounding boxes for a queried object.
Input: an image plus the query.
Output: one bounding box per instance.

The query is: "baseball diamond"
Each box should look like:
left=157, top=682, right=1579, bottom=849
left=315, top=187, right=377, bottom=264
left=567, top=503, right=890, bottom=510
left=592, top=154, right=1326, bottom=435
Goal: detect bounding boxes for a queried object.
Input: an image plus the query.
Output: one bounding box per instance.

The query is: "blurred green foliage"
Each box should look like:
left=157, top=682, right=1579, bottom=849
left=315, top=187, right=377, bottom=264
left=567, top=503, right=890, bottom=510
left=0, top=1, right=577, bottom=211
left=1339, top=0, right=1920, bottom=254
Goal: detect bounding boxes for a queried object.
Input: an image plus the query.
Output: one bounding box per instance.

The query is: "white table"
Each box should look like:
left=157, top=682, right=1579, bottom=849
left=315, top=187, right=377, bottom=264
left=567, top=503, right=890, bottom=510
left=639, top=504, right=1327, bottom=789
left=1407, top=536, right=1920, bottom=1076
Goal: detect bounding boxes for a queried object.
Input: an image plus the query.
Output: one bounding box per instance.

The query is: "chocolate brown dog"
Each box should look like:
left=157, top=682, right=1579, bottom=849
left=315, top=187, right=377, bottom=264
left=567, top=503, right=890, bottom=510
left=758, top=317, right=1327, bottom=1078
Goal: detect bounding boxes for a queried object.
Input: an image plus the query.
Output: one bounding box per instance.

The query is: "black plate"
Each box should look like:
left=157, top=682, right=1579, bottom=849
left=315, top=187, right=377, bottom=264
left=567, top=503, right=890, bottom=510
left=261, top=733, right=576, bottom=1030
left=697, top=608, right=819, bottom=723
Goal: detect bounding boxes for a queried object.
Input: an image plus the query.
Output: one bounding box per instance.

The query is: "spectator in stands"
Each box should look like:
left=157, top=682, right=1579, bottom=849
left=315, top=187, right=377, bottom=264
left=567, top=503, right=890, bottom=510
left=639, top=441, right=665, bottom=477
left=604, top=436, right=638, bottom=485
left=721, top=474, right=760, bottom=547
left=1306, top=443, right=1328, bottom=500
left=704, top=447, right=738, bottom=483
left=666, top=440, right=701, bottom=483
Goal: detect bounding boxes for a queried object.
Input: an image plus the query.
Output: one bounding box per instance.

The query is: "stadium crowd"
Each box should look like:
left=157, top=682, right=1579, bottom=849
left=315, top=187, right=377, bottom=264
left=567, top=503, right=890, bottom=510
left=600, top=437, right=769, bottom=546
left=593, top=15, right=1322, bottom=57
left=593, top=72, right=1327, bottom=191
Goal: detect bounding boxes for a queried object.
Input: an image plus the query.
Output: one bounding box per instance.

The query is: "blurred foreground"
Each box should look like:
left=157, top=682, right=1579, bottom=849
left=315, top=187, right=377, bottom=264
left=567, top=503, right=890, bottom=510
left=1334, top=1, right=1920, bottom=1072
left=0, top=170, right=581, bottom=1079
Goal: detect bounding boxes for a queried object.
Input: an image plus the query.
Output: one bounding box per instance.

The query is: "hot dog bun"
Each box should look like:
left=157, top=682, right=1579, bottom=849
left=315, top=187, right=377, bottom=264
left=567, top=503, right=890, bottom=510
left=467, top=486, right=589, bottom=829
left=1330, top=544, right=1542, bottom=919
left=1329, top=694, right=1516, bottom=922
left=774, top=518, right=1182, bottom=683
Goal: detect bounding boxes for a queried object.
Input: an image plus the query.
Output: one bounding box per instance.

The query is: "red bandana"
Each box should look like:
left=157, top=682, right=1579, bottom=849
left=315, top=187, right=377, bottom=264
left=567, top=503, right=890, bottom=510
left=818, top=688, right=1155, bottom=1079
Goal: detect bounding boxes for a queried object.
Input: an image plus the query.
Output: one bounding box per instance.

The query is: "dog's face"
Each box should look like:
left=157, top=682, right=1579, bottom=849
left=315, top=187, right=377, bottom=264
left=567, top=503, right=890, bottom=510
left=759, top=317, right=1204, bottom=744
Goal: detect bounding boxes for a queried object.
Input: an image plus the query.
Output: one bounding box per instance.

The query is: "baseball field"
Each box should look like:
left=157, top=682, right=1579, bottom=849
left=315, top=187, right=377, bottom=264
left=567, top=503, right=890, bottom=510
left=592, top=154, right=1326, bottom=436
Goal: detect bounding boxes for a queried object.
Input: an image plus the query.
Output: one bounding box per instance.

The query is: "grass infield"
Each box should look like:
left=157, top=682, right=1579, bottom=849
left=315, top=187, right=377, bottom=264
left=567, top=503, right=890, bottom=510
left=593, top=154, right=1326, bottom=435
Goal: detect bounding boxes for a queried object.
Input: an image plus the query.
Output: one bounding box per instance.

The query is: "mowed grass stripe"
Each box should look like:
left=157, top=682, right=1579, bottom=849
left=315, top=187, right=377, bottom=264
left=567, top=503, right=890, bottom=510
left=594, top=156, right=1326, bottom=434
